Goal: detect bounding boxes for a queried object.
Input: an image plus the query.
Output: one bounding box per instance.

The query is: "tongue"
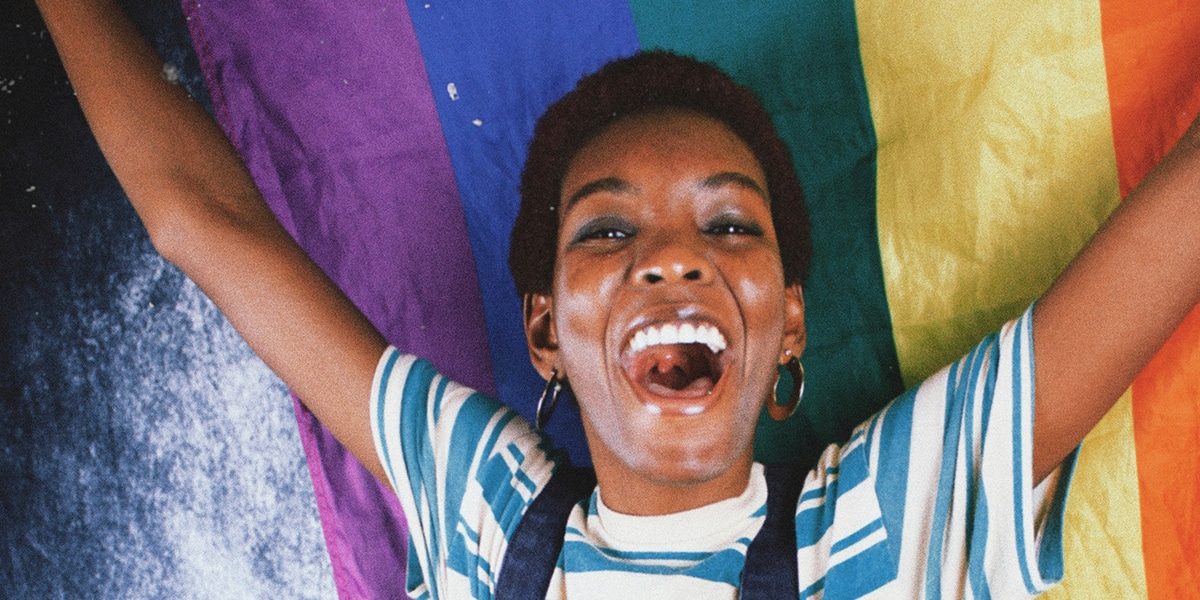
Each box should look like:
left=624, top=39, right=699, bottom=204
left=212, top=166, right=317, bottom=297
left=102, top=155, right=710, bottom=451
left=624, top=344, right=717, bottom=397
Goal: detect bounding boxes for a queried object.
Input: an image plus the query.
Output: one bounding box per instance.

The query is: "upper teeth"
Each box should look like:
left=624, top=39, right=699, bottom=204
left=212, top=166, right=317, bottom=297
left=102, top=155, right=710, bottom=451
left=629, top=322, right=727, bottom=355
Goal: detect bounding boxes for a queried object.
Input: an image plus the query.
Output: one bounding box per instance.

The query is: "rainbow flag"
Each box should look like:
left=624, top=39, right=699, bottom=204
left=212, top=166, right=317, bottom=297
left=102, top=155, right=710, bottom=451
left=181, top=0, right=1200, bottom=597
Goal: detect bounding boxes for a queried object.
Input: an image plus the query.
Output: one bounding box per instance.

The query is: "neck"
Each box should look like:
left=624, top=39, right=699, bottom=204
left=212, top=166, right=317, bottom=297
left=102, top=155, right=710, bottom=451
left=586, top=440, right=755, bottom=516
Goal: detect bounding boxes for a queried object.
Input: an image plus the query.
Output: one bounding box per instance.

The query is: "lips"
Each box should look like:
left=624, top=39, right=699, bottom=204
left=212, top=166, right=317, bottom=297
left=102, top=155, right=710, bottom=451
left=620, top=320, right=730, bottom=413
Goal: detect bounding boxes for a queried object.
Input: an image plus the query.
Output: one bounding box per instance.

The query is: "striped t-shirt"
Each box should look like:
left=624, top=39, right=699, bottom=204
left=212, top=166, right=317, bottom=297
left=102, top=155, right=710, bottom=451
left=371, top=306, right=1075, bottom=599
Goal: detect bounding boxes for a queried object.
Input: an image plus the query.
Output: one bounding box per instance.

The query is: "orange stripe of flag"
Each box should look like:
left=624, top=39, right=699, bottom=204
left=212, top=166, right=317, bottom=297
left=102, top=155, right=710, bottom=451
left=1133, top=309, right=1200, bottom=598
left=1100, top=1, right=1200, bottom=597
left=1101, top=0, right=1200, bottom=193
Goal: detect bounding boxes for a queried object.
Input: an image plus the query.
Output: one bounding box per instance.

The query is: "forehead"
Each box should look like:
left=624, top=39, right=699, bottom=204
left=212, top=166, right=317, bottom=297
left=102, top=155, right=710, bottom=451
left=560, top=109, right=767, bottom=202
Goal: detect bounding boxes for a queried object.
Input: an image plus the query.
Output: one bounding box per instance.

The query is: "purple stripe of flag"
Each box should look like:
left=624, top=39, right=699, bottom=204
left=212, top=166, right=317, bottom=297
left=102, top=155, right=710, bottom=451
left=181, top=0, right=494, bottom=595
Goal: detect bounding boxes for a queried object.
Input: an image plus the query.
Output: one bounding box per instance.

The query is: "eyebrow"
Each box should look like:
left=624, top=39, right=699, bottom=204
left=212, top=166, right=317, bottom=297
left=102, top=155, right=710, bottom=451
left=564, top=177, right=632, bottom=212
left=700, top=171, right=767, bottom=200
left=564, top=171, right=767, bottom=212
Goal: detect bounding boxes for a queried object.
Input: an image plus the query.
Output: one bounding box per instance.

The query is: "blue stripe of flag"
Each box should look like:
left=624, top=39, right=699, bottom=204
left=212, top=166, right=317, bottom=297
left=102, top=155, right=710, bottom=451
left=404, top=1, right=644, bottom=465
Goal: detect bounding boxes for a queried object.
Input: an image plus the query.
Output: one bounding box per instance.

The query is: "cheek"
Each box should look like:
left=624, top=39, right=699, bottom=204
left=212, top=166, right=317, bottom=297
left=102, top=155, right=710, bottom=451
left=732, top=255, right=787, bottom=325
left=730, top=255, right=789, bottom=378
left=736, top=276, right=778, bottom=310
left=551, top=259, right=634, bottom=441
left=553, top=258, right=623, bottom=360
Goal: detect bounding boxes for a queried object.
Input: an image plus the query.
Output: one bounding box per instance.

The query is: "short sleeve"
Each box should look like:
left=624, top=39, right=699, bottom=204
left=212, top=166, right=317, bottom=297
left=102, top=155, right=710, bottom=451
left=864, top=305, right=1077, bottom=597
left=369, top=347, right=559, bottom=599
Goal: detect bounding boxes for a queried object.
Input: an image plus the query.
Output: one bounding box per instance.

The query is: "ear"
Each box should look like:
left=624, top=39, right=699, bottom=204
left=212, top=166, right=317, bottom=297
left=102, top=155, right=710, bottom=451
left=779, top=283, right=806, bottom=364
left=523, top=293, right=560, bottom=380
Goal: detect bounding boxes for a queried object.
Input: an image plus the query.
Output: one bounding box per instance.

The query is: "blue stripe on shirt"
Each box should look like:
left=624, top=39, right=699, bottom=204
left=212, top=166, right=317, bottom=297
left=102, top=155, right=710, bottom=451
left=824, top=536, right=894, bottom=598
left=968, top=335, right=1003, bottom=600
left=925, top=355, right=966, bottom=599
left=961, top=338, right=983, bottom=599
left=560, top=539, right=747, bottom=586
left=795, top=438, right=871, bottom=546
left=442, top=397, right=520, bottom=588
left=835, top=433, right=870, bottom=491
left=399, top=358, right=445, bottom=600
left=1012, top=313, right=1036, bottom=593
left=873, top=385, right=915, bottom=571
left=376, top=350, right=402, bottom=493
left=831, top=518, right=884, bottom=555
left=432, top=375, right=450, bottom=423
left=800, top=575, right=826, bottom=600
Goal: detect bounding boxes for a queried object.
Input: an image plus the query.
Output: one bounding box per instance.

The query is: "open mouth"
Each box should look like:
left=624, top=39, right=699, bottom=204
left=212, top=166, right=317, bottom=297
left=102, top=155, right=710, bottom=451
left=620, top=322, right=728, bottom=409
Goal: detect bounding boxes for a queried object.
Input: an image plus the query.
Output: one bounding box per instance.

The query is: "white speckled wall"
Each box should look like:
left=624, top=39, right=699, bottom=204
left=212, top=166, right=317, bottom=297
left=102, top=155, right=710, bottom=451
left=1, top=1, right=336, bottom=596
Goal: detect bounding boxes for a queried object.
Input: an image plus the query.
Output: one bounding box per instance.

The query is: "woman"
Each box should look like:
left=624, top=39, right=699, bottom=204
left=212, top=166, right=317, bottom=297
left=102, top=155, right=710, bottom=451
left=36, top=0, right=1200, bottom=597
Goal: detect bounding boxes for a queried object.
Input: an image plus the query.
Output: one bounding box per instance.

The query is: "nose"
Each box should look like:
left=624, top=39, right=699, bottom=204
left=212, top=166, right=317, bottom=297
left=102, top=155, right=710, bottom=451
left=631, top=238, right=714, bottom=286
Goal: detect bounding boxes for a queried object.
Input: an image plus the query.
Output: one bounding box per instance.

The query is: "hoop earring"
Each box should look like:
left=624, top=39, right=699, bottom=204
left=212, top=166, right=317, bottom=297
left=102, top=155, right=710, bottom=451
left=536, top=367, right=565, bottom=430
left=768, top=358, right=804, bottom=421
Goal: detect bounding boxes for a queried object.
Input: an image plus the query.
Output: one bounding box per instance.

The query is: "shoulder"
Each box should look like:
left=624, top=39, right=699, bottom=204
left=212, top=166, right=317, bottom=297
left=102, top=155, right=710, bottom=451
left=371, top=347, right=557, bottom=495
left=371, top=347, right=563, bottom=597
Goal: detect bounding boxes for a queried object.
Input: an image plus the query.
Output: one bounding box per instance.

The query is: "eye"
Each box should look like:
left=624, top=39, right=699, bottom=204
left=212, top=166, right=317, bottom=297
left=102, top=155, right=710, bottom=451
left=570, top=217, right=636, bottom=244
left=704, top=217, right=764, bottom=237
left=581, top=228, right=629, bottom=241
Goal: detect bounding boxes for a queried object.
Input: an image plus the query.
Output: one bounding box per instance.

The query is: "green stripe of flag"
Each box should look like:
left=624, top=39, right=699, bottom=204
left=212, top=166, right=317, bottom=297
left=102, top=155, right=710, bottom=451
left=628, top=0, right=904, bottom=464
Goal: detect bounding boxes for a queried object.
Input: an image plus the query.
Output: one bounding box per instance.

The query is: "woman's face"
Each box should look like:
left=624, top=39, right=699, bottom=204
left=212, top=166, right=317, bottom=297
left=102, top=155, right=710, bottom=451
left=527, top=109, right=805, bottom=513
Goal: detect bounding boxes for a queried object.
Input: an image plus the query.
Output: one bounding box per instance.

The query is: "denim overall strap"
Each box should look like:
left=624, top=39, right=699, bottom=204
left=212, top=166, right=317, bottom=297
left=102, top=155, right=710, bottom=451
left=495, top=464, right=597, bottom=600
left=739, top=463, right=803, bottom=599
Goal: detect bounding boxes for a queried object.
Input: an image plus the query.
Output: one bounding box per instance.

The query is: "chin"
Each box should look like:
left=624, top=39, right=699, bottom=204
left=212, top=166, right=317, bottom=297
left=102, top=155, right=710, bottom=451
left=644, top=459, right=733, bottom=488
left=626, top=426, right=751, bottom=487
left=578, top=378, right=763, bottom=502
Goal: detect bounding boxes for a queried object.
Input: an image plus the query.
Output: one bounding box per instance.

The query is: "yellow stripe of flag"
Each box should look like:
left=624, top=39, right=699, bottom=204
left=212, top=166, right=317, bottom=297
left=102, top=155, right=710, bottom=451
left=854, top=0, right=1146, bottom=597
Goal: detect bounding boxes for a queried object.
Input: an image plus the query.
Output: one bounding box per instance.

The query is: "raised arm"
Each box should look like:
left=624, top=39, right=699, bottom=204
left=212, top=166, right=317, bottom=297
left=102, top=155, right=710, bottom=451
left=1032, top=114, right=1200, bottom=482
left=36, top=0, right=389, bottom=480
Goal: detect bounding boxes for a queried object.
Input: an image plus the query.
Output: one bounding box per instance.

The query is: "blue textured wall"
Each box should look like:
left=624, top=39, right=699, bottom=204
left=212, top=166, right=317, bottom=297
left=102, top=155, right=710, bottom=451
left=1, top=1, right=335, bottom=596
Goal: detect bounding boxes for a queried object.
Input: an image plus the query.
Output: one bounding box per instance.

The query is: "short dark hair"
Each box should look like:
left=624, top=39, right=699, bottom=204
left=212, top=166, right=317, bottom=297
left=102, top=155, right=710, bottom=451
left=509, top=50, right=812, bottom=295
